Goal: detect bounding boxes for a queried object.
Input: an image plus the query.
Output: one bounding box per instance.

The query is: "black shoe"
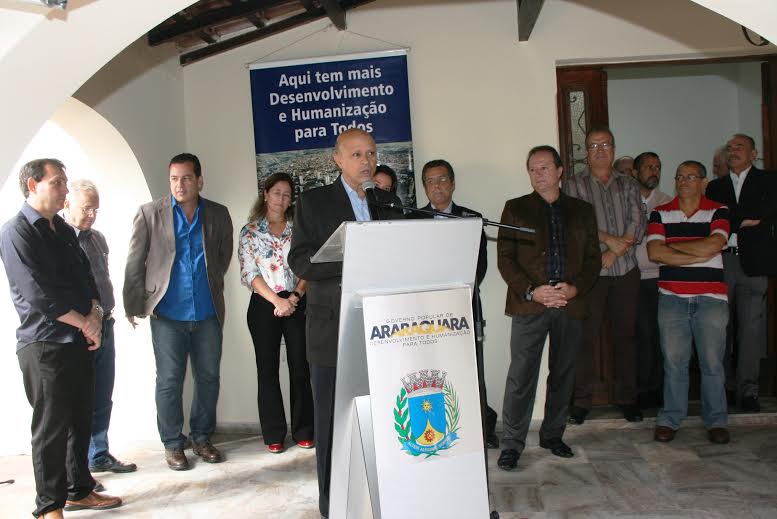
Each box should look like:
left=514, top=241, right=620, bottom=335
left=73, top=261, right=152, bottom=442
left=89, top=453, right=137, bottom=473
left=741, top=396, right=760, bottom=413
left=539, top=438, right=574, bottom=458
left=620, top=404, right=644, bottom=422
left=497, top=448, right=520, bottom=470
left=568, top=405, right=589, bottom=425
left=485, top=432, right=500, bottom=449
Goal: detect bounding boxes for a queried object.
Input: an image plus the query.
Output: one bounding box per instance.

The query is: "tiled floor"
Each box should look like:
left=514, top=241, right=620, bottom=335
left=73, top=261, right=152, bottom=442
left=2, top=406, right=776, bottom=518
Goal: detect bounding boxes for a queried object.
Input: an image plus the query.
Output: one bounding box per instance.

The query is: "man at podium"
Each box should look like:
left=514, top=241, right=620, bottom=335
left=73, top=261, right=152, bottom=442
left=288, top=128, right=402, bottom=518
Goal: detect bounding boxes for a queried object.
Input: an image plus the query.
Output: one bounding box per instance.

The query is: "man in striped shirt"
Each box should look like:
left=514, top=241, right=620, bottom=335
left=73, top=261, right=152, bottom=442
left=647, top=160, right=731, bottom=445
left=563, top=126, right=646, bottom=424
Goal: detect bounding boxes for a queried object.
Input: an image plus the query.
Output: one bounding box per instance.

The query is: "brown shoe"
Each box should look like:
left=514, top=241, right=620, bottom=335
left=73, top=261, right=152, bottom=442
left=165, top=447, right=190, bottom=471
left=193, top=440, right=223, bottom=463
left=42, top=509, right=64, bottom=519
left=708, top=427, right=730, bottom=444
left=654, top=426, right=676, bottom=442
left=64, top=491, right=122, bottom=511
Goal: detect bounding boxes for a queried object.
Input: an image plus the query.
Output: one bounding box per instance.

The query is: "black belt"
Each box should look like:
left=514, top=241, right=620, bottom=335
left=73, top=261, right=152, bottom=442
left=724, top=247, right=739, bottom=255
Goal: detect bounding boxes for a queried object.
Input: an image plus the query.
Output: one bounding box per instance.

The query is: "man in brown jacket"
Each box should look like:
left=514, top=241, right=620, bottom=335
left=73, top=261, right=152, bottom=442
left=496, top=145, right=600, bottom=470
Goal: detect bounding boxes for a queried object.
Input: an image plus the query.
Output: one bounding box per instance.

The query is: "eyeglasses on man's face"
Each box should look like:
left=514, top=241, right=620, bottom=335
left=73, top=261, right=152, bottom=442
left=674, top=174, right=703, bottom=182
left=586, top=142, right=614, bottom=151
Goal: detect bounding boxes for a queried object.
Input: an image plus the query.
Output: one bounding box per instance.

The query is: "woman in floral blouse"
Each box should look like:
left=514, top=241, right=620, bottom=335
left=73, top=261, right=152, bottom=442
left=238, top=173, right=313, bottom=453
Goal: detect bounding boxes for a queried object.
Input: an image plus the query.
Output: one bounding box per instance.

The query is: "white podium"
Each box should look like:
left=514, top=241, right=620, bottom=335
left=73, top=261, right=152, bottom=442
left=313, top=218, right=490, bottom=519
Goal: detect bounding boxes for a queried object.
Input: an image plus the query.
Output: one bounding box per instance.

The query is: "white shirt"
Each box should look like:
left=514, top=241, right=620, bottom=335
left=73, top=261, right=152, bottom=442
left=728, top=165, right=752, bottom=247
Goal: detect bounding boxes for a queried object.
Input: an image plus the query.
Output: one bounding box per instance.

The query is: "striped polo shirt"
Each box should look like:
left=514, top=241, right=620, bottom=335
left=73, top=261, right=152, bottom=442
left=646, top=196, right=730, bottom=300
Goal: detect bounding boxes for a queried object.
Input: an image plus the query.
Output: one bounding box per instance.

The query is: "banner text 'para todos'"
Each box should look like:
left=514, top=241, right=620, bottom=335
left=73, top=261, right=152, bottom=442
left=250, top=52, right=412, bottom=153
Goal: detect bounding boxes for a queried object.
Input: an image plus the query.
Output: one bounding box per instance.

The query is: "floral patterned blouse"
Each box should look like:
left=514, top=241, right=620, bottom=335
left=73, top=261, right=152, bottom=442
left=238, top=217, right=297, bottom=294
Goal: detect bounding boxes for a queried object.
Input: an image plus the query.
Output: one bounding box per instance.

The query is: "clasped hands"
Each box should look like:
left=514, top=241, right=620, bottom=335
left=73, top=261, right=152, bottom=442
left=81, top=308, right=102, bottom=350
left=532, top=283, right=577, bottom=309
left=273, top=294, right=299, bottom=317
left=602, top=233, right=635, bottom=269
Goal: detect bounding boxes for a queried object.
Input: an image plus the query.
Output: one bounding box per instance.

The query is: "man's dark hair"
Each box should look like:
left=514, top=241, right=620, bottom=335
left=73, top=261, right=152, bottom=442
left=677, top=160, right=707, bottom=178
left=169, top=153, right=202, bottom=177
left=585, top=125, right=616, bottom=147
left=526, top=145, right=563, bottom=169
left=19, top=158, right=65, bottom=198
left=732, top=133, right=756, bottom=150
left=375, top=164, right=398, bottom=193
left=634, top=152, right=660, bottom=171
left=422, top=159, right=455, bottom=183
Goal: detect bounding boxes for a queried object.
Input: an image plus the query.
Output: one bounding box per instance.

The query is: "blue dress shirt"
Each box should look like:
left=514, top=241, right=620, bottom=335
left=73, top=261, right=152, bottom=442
left=155, top=196, right=216, bottom=321
left=341, top=176, right=371, bottom=222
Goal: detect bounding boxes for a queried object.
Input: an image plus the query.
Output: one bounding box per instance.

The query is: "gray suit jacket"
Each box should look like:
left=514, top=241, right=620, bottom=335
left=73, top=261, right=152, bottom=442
left=123, top=195, right=233, bottom=326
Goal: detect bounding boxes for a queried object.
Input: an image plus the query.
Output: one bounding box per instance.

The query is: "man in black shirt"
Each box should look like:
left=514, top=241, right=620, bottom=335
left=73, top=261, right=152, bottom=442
left=0, top=159, right=121, bottom=518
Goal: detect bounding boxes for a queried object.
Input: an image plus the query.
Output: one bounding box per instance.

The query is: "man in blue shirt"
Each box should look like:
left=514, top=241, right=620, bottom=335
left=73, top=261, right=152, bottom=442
left=124, top=153, right=233, bottom=471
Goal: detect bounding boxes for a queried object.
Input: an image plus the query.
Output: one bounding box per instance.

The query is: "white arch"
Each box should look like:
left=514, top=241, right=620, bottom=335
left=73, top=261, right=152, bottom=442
left=0, top=97, right=155, bottom=455
left=0, top=0, right=197, bottom=182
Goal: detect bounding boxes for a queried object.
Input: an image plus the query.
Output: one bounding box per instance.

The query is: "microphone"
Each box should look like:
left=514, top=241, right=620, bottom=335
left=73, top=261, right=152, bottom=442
left=361, top=180, right=377, bottom=194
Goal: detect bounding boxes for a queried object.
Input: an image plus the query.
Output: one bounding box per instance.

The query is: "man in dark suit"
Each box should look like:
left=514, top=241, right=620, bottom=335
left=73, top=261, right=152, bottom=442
left=496, top=145, right=600, bottom=470
left=410, top=159, right=498, bottom=448
left=705, top=133, right=777, bottom=412
left=288, top=128, right=401, bottom=518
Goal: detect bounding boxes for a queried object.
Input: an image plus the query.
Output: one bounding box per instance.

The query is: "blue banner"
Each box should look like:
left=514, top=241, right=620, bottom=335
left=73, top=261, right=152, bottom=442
left=249, top=51, right=416, bottom=204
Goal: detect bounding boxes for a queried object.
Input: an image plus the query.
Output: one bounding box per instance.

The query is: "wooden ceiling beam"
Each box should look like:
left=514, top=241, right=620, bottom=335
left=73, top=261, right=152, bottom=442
left=321, top=0, right=346, bottom=30
left=180, top=9, right=326, bottom=66
left=148, top=0, right=286, bottom=46
left=517, top=0, right=545, bottom=42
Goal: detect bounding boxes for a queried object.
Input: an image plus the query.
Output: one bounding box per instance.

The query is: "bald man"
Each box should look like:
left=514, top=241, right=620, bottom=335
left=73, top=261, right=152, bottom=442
left=288, top=129, right=402, bottom=518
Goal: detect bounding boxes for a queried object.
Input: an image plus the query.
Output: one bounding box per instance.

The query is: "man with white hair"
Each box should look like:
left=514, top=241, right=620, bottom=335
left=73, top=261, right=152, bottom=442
left=63, top=180, right=137, bottom=477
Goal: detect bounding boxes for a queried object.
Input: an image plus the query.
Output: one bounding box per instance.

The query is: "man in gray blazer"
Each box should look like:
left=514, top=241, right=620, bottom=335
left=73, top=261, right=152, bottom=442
left=124, top=153, right=233, bottom=471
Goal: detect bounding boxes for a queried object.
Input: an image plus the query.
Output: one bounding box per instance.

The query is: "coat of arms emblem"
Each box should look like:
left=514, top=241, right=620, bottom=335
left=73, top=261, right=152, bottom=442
left=393, top=369, right=460, bottom=458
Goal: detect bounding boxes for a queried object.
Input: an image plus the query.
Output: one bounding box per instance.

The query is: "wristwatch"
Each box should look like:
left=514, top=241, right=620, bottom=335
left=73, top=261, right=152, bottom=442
left=291, top=291, right=302, bottom=299
left=524, top=287, right=534, bottom=302
left=93, top=303, right=105, bottom=320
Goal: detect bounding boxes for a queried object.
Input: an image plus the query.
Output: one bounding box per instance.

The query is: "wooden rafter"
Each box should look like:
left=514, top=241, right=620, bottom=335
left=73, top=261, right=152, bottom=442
left=517, top=0, right=545, bottom=42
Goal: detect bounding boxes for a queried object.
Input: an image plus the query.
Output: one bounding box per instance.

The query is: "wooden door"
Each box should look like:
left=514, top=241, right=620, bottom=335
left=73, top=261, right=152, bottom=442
left=556, top=66, right=613, bottom=406
left=761, top=58, right=777, bottom=397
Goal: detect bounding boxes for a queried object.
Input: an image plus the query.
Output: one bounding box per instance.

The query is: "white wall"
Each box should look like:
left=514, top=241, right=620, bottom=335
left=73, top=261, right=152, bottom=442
left=75, top=39, right=187, bottom=198
left=608, top=62, right=763, bottom=196
left=179, top=0, right=776, bottom=425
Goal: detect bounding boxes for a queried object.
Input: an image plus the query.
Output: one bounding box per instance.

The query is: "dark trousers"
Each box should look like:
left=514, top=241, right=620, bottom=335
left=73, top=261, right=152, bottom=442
left=636, top=278, right=663, bottom=398
left=309, top=363, right=336, bottom=517
left=150, top=315, right=222, bottom=449
left=18, top=340, right=96, bottom=517
left=246, top=293, right=314, bottom=445
left=574, top=267, right=640, bottom=409
left=88, top=317, right=115, bottom=465
left=502, top=310, right=581, bottom=452
left=722, top=252, right=768, bottom=400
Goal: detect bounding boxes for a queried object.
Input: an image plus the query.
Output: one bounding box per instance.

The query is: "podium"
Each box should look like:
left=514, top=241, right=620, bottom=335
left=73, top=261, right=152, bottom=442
left=313, top=218, right=490, bottom=519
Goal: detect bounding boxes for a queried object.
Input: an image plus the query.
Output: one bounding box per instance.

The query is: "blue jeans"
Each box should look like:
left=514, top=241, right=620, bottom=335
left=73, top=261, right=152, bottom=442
left=88, top=317, right=115, bottom=465
left=657, top=294, right=728, bottom=430
left=150, top=315, right=222, bottom=449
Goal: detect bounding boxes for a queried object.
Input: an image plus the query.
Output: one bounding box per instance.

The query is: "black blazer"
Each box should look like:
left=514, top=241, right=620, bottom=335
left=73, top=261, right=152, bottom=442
left=288, top=177, right=400, bottom=366
left=409, top=202, right=488, bottom=322
left=706, top=166, right=777, bottom=276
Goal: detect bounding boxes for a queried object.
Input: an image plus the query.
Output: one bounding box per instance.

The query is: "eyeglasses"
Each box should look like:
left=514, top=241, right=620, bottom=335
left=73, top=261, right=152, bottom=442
left=80, top=207, right=99, bottom=216
left=587, top=142, right=614, bottom=150
left=674, top=174, right=703, bottom=182
left=424, top=176, right=452, bottom=186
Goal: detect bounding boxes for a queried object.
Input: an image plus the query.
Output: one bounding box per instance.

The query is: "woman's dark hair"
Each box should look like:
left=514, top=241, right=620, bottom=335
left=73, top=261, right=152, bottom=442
left=374, top=164, right=398, bottom=192
left=248, top=173, right=295, bottom=222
